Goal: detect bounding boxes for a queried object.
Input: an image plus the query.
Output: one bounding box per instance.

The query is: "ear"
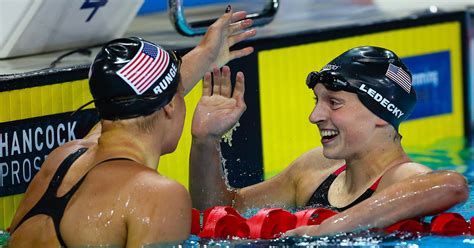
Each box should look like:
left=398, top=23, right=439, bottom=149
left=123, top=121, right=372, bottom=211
left=162, top=96, right=176, bottom=119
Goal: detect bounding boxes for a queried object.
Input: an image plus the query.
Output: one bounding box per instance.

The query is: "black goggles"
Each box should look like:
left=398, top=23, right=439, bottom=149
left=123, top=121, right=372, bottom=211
left=96, top=90, right=175, bottom=104
left=306, top=71, right=358, bottom=93
left=170, top=50, right=182, bottom=70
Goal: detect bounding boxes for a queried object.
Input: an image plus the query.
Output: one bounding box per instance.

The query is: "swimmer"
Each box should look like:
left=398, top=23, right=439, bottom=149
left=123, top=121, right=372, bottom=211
left=8, top=8, right=256, bottom=247
left=189, top=46, right=469, bottom=236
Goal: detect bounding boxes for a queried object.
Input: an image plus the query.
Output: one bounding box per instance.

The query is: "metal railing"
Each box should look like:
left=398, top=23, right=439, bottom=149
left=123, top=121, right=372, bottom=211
left=168, top=0, right=279, bottom=36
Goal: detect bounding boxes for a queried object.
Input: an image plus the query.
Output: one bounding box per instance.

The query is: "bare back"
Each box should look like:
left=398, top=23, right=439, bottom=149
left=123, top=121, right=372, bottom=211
left=9, top=138, right=191, bottom=247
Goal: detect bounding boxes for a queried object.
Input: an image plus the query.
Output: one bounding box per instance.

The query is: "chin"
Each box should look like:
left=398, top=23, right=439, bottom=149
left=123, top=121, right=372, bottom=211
left=322, top=146, right=344, bottom=160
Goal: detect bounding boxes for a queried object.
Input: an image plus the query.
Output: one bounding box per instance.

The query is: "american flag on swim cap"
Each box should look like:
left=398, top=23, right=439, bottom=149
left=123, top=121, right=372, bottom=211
left=117, top=41, right=170, bottom=95
left=385, top=63, right=411, bottom=93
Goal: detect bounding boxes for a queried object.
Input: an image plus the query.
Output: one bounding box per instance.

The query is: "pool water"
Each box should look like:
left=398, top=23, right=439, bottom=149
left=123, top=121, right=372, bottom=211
left=185, top=186, right=474, bottom=247
left=1, top=139, right=473, bottom=247
left=184, top=138, right=474, bottom=247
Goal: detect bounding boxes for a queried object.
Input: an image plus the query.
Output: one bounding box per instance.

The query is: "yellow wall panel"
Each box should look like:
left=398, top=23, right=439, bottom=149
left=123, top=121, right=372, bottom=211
left=0, top=79, right=94, bottom=122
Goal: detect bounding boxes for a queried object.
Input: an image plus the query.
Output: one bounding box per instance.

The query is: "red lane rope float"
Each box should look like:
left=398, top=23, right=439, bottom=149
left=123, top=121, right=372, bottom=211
left=247, top=208, right=296, bottom=239
left=384, top=218, right=425, bottom=233
left=295, top=208, right=338, bottom=227
left=471, top=217, right=474, bottom=235
left=191, top=207, right=473, bottom=239
left=191, top=208, right=201, bottom=235
left=199, top=206, right=249, bottom=238
left=430, top=213, right=470, bottom=236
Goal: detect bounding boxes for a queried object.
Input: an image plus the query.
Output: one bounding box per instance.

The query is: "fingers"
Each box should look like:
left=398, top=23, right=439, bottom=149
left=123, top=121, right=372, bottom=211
left=221, top=66, right=232, bottom=97
left=284, top=230, right=296, bottom=237
left=229, top=28, right=256, bottom=47
left=233, top=71, right=245, bottom=102
left=229, top=18, right=253, bottom=34
left=202, top=72, right=212, bottom=96
left=212, top=67, right=222, bottom=95
left=211, top=66, right=232, bottom=97
left=285, top=225, right=319, bottom=237
left=211, top=6, right=234, bottom=31
left=214, top=7, right=247, bottom=30
left=230, top=47, right=255, bottom=60
left=231, top=10, right=247, bottom=23
left=284, top=227, right=304, bottom=237
left=214, top=9, right=252, bottom=37
left=209, top=67, right=245, bottom=101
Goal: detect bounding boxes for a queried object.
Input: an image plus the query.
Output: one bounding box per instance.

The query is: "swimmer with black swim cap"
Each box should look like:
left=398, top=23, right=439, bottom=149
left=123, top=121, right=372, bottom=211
left=189, top=46, right=469, bottom=238
left=306, top=46, right=416, bottom=131
left=80, top=37, right=182, bottom=120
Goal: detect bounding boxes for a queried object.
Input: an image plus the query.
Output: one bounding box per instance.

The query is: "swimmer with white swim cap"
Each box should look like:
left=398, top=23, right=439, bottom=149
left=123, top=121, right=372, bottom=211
left=189, top=46, right=469, bottom=236
left=9, top=8, right=256, bottom=247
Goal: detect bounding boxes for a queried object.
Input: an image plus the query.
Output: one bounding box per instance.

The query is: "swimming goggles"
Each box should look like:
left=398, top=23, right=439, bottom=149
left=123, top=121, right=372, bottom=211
left=306, top=70, right=358, bottom=93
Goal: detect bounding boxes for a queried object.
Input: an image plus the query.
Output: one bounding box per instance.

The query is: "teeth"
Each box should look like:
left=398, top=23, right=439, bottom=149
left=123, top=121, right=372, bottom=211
left=321, top=130, right=339, bottom=137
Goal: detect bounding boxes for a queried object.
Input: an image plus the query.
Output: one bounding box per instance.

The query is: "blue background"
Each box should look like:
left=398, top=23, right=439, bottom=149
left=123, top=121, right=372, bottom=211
left=403, top=51, right=452, bottom=120
left=138, top=0, right=229, bottom=15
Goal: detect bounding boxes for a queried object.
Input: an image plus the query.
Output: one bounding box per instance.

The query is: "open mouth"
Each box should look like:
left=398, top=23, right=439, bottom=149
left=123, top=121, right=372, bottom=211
left=320, top=129, right=339, bottom=144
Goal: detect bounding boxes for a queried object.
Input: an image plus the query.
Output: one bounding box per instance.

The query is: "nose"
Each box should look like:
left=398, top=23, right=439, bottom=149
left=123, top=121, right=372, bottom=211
left=309, top=103, right=327, bottom=124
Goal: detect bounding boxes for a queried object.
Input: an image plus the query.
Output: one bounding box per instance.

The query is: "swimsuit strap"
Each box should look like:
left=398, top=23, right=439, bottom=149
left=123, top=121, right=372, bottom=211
left=306, top=164, right=347, bottom=208
left=306, top=164, right=384, bottom=211
left=13, top=149, right=134, bottom=248
left=14, top=147, right=88, bottom=247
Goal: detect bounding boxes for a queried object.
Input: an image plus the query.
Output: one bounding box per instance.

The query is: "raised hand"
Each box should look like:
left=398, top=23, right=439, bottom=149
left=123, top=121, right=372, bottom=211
left=181, top=6, right=256, bottom=95
left=191, top=66, right=246, bottom=140
left=198, top=7, right=256, bottom=69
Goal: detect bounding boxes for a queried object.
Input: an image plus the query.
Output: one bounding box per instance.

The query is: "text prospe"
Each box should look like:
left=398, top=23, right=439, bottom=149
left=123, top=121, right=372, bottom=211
left=0, top=121, right=78, bottom=188
left=359, top=84, right=404, bottom=118
left=0, top=155, right=47, bottom=187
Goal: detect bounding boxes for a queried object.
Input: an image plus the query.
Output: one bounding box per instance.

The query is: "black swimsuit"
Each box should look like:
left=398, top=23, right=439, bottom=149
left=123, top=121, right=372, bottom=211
left=13, top=148, right=132, bottom=247
left=306, top=164, right=382, bottom=212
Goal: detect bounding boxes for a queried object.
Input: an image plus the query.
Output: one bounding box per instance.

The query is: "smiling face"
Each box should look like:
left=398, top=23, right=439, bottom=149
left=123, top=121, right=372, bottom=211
left=309, top=83, right=381, bottom=160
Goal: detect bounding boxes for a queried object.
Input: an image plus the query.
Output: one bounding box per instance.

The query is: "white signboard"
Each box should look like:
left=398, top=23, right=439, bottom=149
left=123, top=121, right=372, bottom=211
left=0, top=0, right=144, bottom=58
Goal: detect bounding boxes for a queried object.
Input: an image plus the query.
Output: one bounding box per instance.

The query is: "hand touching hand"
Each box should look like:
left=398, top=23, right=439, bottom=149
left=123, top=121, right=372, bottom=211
left=192, top=66, right=246, bottom=140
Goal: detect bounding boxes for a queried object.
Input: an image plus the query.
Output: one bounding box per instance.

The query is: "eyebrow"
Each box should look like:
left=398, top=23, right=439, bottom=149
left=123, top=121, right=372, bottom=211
left=315, top=89, right=349, bottom=102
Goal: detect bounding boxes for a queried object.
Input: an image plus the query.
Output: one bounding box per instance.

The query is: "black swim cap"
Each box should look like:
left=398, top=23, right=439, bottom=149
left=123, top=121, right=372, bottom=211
left=87, top=37, right=181, bottom=120
left=306, top=46, right=416, bottom=130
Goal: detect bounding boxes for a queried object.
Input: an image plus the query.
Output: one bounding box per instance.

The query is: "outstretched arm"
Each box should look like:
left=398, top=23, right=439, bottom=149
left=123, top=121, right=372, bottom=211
left=190, top=66, right=299, bottom=211
left=286, top=170, right=469, bottom=236
left=190, top=66, right=246, bottom=209
left=180, top=8, right=256, bottom=95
